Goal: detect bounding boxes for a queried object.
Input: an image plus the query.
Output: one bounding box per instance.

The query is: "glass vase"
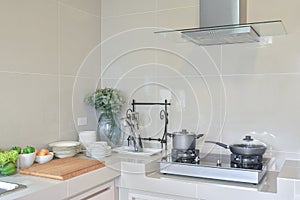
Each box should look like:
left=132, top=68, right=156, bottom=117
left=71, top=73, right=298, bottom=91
left=97, top=111, right=123, bottom=147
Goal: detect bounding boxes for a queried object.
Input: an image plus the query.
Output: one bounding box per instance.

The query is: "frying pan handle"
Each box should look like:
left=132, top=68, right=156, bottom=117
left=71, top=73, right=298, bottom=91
left=195, top=134, right=204, bottom=139
left=205, top=141, right=229, bottom=149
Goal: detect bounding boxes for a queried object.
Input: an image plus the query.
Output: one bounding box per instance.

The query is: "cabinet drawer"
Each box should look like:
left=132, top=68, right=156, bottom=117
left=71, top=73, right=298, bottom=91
left=70, top=181, right=114, bottom=200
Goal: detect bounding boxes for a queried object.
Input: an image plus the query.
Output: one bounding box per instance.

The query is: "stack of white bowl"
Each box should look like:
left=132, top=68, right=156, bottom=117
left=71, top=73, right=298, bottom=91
left=86, top=141, right=111, bottom=159
left=48, top=141, right=81, bottom=158
left=79, top=131, right=97, bottom=149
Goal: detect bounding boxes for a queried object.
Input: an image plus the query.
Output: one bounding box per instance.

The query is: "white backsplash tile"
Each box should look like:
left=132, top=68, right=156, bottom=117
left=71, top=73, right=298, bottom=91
left=101, top=0, right=156, bottom=18
left=220, top=75, right=300, bottom=154
left=157, top=0, right=199, bottom=11
left=155, top=44, right=222, bottom=77
left=59, top=73, right=99, bottom=140
left=0, top=0, right=58, bottom=74
left=248, top=0, right=300, bottom=33
left=156, top=6, right=199, bottom=30
left=59, top=3, right=101, bottom=76
left=0, top=72, right=59, bottom=149
left=75, top=44, right=101, bottom=79
left=101, top=12, right=156, bottom=41
left=59, top=0, right=101, bottom=17
left=101, top=27, right=157, bottom=70
left=71, top=77, right=100, bottom=132
left=101, top=48, right=156, bottom=79
left=222, top=33, right=300, bottom=75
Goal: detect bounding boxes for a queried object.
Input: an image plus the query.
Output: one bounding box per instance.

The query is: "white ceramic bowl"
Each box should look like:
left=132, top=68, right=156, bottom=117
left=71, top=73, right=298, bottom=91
left=17, top=152, right=36, bottom=169
left=35, top=152, right=54, bottom=164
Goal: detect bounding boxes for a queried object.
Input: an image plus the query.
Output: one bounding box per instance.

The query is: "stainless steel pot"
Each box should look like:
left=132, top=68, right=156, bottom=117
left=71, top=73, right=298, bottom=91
left=168, top=129, right=204, bottom=150
left=205, top=136, right=267, bottom=156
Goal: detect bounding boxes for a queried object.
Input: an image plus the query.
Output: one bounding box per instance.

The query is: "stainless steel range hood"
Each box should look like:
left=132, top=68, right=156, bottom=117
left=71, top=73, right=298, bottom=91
left=155, top=0, right=286, bottom=46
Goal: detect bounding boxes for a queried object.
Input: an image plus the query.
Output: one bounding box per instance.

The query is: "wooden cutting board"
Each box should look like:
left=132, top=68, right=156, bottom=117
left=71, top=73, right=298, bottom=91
left=20, top=157, right=105, bottom=180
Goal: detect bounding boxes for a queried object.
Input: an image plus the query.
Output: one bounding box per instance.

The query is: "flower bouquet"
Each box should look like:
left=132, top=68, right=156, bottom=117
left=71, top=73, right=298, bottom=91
left=85, top=88, right=125, bottom=146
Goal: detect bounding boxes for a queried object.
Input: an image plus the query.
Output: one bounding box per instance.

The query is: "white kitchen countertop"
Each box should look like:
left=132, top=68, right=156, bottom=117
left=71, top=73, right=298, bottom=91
left=278, top=159, right=300, bottom=180
left=0, top=149, right=298, bottom=200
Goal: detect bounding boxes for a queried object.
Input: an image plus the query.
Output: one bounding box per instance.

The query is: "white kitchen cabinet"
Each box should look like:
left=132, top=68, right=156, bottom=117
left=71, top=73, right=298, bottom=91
left=128, top=193, right=172, bottom=200
left=119, top=188, right=197, bottom=200
left=70, top=181, right=115, bottom=200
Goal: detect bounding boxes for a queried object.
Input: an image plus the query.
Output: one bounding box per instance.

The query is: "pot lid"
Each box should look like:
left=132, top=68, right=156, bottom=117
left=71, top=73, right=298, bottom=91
left=234, top=136, right=266, bottom=147
left=173, top=129, right=195, bottom=136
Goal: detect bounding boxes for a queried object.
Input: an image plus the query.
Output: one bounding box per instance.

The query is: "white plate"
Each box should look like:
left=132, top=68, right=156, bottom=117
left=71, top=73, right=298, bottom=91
left=112, top=146, right=162, bottom=156
left=48, top=141, right=81, bottom=147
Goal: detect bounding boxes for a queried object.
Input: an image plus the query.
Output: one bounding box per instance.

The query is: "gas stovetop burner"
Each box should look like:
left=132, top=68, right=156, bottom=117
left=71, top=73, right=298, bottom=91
left=230, top=162, right=263, bottom=170
left=171, top=149, right=199, bottom=163
left=230, top=154, right=263, bottom=169
left=159, top=153, right=270, bottom=184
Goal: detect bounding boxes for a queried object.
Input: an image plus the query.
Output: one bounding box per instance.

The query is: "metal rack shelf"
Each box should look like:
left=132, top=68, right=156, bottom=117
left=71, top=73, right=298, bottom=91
left=127, top=99, right=171, bottom=150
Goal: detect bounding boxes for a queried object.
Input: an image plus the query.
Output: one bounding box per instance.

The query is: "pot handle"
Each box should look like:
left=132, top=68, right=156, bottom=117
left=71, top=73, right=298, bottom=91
left=195, top=134, right=204, bottom=139
left=167, top=133, right=174, bottom=137
left=205, top=141, right=229, bottom=149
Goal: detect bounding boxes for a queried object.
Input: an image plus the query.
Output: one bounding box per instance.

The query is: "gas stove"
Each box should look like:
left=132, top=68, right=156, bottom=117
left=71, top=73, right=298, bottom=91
left=159, top=152, right=270, bottom=184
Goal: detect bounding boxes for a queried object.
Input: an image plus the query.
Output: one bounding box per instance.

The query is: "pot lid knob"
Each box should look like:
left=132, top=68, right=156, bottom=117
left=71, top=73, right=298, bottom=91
left=181, top=129, right=188, bottom=134
left=243, top=136, right=253, bottom=141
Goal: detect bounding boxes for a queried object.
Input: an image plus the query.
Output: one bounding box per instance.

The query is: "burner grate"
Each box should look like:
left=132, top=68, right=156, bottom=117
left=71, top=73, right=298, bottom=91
left=171, top=149, right=199, bottom=164
left=159, top=153, right=270, bottom=184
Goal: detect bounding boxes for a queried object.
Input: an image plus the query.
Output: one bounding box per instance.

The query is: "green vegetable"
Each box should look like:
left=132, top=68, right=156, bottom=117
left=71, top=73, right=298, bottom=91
left=22, top=146, right=35, bottom=154
left=0, top=150, right=19, bottom=167
left=10, top=146, right=22, bottom=154
left=1, top=167, right=16, bottom=175
left=0, top=162, right=16, bottom=175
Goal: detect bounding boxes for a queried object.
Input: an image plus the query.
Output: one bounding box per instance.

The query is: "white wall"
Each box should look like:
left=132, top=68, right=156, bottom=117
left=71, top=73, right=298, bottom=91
left=100, top=0, right=300, bottom=169
left=0, top=0, right=101, bottom=149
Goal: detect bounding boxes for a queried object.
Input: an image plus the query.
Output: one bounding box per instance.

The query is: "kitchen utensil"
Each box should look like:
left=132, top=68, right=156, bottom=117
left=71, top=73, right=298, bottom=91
left=168, top=129, right=204, bottom=150
left=205, top=135, right=267, bottom=156
left=20, top=157, right=105, bottom=180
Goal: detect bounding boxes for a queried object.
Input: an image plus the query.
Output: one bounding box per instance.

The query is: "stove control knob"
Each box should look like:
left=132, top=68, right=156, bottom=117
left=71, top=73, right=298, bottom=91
left=217, top=159, right=222, bottom=166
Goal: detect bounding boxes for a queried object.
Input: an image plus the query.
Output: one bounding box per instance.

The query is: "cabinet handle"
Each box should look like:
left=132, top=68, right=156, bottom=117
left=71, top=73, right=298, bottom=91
left=81, top=186, right=111, bottom=200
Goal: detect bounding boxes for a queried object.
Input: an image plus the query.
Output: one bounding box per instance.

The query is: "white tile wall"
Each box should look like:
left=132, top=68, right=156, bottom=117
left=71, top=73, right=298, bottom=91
left=156, top=6, right=199, bottom=30
left=59, top=2, right=101, bottom=76
left=59, top=0, right=101, bottom=17
left=100, top=0, right=300, bottom=170
left=101, top=0, right=156, bottom=18
left=0, top=72, right=59, bottom=149
left=0, top=1, right=101, bottom=149
left=0, top=0, right=58, bottom=74
left=157, top=0, right=199, bottom=11
left=247, top=0, right=300, bottom=33
left=220, top=75, right=300, bottom=153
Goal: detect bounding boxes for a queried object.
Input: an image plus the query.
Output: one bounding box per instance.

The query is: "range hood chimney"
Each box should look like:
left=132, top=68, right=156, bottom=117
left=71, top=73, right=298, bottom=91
left=200, top=0, right=247, bottom=27
left=155, top=0, right=286, bottom=46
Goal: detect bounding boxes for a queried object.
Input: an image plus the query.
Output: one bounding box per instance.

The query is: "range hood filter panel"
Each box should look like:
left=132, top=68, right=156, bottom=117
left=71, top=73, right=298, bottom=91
left=182, top=26, right=260, bottom=46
